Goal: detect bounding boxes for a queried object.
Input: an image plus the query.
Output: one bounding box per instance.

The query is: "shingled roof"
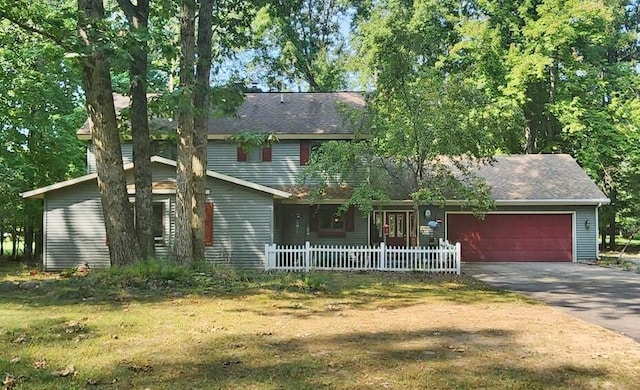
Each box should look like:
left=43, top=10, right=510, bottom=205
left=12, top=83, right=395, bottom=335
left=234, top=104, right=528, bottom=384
left=208, top=92, right=364, bottom=137
left=476, top=154, right=609, bottom=205
left=77, top=92, right=365, bottom=140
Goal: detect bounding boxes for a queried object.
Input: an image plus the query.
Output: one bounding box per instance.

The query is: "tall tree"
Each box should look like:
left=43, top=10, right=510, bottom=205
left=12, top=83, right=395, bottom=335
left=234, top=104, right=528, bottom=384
left=174, top=0, right=197, bottom=265
left=0, top=21, right=85, bottom=260
left=173, top=0, right=255, bottom=263
left=252, top=0, right=354, bottom=91
left=191, top=0, right=214, bottom=260
left=77, top=0, right=140, bottom=265
left=1, top=0, right=141, bottom=264
left=116, top=0, right=155, bottom=259
left=302, top=1, right=506, bottom=219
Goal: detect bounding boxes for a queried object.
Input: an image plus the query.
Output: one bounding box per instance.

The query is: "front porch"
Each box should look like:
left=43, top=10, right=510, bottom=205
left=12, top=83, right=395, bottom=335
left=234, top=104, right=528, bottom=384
left=274, top=203, right=445, bottom=248
left=265, top=240, right=461, bottom=274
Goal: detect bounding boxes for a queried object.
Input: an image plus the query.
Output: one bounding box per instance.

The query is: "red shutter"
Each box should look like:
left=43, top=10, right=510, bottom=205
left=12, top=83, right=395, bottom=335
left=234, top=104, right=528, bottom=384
left=204, top=202, right=214, bottom=246
left=309, top=206, right=318, bottom=232
left=237, top=147, right=247, bottom=162
left=345, top=206, right=355, bottom=232
left=262, top=146, right=272, bottom=162
left=300, top=141, right=310, bottom=166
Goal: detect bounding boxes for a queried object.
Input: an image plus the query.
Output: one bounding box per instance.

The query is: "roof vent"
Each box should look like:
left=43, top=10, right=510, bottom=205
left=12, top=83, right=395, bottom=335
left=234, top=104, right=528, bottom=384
left=280, top=93, right=284, bottom=104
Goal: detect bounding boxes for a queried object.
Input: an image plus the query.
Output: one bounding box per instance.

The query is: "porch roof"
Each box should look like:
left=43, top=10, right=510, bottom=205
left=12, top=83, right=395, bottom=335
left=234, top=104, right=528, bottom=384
left=22, top=156, right=292, bottom=200
left=277, top=154, right=609, bottom=206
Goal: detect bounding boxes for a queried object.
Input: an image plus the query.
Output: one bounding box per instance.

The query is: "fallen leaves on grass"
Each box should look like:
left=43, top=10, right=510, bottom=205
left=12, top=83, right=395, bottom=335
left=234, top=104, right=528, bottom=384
left=122, top=359, right=153, bottom=374
left=11, top=334, right=26, bottom=344
left=447, top=345, right=468, bottom=353
left=2, top=373, right=18, bottom=390
left=52, top=363, right=76, bottom=377
left=33, top=359, right=47, bottom=369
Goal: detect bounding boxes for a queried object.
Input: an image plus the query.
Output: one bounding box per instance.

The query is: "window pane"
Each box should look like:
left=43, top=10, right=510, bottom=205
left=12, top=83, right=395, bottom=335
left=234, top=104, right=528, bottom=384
left=397, top=215, right=404, bottom=237
left=389, top=215, right=396, bottom=237
left=318, top=206, right=345, bottom=232
left=152, top=203, right=164, bottom=239
left=246, top=148, right=262, bottom=162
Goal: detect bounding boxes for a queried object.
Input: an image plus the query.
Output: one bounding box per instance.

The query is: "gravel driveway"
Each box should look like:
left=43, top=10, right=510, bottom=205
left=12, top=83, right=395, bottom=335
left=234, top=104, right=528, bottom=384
left=464, top=262, right=640, bottom=343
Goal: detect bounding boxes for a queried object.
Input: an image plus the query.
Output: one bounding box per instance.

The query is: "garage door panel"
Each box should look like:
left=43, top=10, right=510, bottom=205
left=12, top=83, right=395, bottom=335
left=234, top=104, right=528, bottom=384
left=447, top=214, right=573, bottom=262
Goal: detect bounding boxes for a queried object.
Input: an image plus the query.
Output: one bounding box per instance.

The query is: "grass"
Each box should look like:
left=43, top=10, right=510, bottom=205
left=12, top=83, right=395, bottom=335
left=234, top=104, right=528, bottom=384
left=1, top=259, right=639, bottom=389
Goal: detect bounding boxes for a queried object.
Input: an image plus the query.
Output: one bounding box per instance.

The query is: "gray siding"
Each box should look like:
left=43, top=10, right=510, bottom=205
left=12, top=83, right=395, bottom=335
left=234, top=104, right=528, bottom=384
left=89, top=140, right=303, bottom=185
left=44, top=161, right=277, bottom=269
left=575, top=206, right=598, bottom=260
left=44, top=182, right=110, bottom=271
left=278, top=204, right=368, bottom=246
left=87, top=143, right=133, bottom=173
left=441, top=204, right=600, bottom=261
left=206, top=179, right=273, bottom=268
left=207, top=140, right=302, bottom=186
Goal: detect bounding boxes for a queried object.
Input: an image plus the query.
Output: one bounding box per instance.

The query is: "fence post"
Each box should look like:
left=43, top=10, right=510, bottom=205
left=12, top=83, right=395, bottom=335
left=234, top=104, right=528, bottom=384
left=380, top=242, right=386, bottom=271
left=264, top=244, right=271, bottom=270
left=305, top=241, right=311, bottom=272
left=455, top=242, right=461, bottom=275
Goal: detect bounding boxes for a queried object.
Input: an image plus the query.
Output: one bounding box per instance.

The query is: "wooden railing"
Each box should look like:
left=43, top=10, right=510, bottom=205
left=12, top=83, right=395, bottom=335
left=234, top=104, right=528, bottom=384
left=265, top=240, right=461, bottom=274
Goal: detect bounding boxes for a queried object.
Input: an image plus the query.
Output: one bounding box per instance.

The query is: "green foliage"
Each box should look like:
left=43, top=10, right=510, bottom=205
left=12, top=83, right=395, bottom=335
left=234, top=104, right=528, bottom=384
left=97, top=258, right=189, bottom=286
left=227, top=131, right=279, bottom=152
left=302, top=273, right=329, bottom=292
left=250, top=0, right=355, bottom=91
left=0, top=20, right=85, bottom=234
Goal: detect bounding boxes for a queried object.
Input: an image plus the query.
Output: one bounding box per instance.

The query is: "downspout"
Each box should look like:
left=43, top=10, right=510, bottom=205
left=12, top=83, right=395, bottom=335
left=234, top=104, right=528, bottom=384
left=596, top=202, right=602, bottom=259
left=43, top=198, right=47, bottom=271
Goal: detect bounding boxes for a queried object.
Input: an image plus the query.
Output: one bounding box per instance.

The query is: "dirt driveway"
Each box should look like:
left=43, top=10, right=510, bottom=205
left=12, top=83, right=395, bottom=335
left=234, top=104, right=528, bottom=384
left=463, top=262, right=640, bottom=343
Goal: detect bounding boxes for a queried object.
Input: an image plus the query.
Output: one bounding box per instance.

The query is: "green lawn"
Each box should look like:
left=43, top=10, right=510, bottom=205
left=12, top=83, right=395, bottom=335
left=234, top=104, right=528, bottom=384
left=1, top=260, right=639, bottom=389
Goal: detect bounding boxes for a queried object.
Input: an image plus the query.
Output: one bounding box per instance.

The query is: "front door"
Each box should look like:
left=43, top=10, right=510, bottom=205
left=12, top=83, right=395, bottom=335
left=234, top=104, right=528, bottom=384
left=386, top=212, right=407, bottom=247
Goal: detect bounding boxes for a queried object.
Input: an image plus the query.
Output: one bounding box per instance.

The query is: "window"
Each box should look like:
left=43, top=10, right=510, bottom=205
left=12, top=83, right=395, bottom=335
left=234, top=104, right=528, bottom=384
left=237, top=147, right=272, bottom=162
left=319, top=209, right=345, bottom=232
left=300, top=141, right=310, bottom=166
left=300, top=141, right=321, bottom=166
left=152, top=203, right=165, bottom=244
left=204, top=202, right=214, bottom=246
left=309, top=205, right=355, bottom=237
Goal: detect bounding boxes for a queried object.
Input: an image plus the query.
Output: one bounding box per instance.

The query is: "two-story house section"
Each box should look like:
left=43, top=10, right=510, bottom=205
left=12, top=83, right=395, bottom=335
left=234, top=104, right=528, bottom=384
left=23, top=92, right=609, bottom=271
left=82, top=92, right=377, bottom=252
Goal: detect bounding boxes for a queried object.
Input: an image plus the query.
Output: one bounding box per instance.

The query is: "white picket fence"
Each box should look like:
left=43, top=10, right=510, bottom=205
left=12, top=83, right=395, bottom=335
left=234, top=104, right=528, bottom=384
left=264, top=239, right=461, bottom=274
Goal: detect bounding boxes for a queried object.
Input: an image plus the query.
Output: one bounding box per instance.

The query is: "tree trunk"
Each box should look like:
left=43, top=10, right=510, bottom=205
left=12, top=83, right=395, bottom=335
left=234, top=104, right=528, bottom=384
left=11, top=230, right=17, bottom=259
left=192, top=0, right=214, bottom=261
left=23, top=224, right=33, bottom=261
left=608, top=188, right=617, bottom=250
left=0, top=229, right=4, bottom=256
left=118, top=0, right=154, bottom=259
left=34, top=225, right=43, bottom=260
left=78, top=0, right=140, bottom=266
left=174, top=0, right=196, bottom=265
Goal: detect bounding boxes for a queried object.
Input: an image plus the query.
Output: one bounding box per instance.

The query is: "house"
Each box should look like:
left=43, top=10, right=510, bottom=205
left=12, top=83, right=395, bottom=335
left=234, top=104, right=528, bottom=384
left=22, top=92, right=609, bottom=270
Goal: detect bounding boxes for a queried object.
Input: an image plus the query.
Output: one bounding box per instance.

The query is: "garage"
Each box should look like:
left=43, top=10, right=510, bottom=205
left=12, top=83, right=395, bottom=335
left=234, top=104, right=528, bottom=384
left=447, top=213, right=573, bottom=262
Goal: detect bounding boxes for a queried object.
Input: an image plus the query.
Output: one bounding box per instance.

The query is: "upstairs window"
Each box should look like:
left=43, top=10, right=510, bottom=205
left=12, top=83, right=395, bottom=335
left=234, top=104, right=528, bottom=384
left=300, top=141, right=310, bottom=166
left=237, top=147, right=272, bottom=162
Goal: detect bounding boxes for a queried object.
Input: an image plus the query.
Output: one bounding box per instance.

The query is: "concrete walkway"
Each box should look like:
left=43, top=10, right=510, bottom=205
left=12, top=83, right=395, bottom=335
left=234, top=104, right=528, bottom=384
left=463, top=262, right=640, bottom=343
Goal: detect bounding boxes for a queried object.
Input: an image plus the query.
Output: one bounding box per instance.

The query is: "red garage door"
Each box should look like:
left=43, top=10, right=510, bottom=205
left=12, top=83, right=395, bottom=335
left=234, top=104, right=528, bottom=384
left=447, top=214, right=573, bottom=262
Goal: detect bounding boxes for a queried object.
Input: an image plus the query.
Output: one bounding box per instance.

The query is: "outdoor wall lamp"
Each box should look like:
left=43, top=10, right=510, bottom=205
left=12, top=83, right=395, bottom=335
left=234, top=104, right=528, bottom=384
left=585, top=219, right=591, bottom=230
